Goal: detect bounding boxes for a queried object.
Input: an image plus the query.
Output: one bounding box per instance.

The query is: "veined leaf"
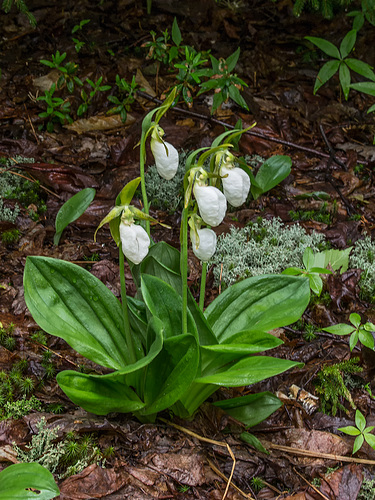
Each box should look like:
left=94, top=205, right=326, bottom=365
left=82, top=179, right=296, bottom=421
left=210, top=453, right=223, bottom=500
left=251, top=155, right=292, bottom=200
left=339, top=29, right=357, bottom=59
left=0, top=463, right=59, bottom=500
left=205, top=274, right=310, bottom=342
left=195, top=356, right=303, bottom=386
left=24, top=257, right=129, bottom=369
left=54, top=187, right=95, bottom=245
left=313, top=59, right=340, bottom=94
left=305, top=36, right=340, bottom=59
left=214, top=391, right=282, bottom=427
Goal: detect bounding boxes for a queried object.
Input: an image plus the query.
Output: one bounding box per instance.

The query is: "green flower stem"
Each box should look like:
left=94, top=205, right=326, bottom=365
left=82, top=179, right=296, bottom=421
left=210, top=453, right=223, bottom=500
left=119, top=244, right=137, bottom=364
left=139, top=133, right=150, bottom=236
left=199, top=262, right=207, bottom=311
left=181, top=208, right=188, bottom=336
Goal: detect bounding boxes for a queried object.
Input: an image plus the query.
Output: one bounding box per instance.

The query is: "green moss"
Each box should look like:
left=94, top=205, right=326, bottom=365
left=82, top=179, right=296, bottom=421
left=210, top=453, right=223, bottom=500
left=314, top=358, right=363, bottom=416
left=1, top=229, right=20, bottom=245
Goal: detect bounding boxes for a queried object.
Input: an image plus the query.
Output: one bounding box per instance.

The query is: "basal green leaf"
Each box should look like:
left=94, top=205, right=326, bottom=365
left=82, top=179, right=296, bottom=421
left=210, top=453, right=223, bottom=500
left=308, top=273, right=323, bottom=296
left=214, top=391, right=282, bottom=428
left=355, top=409, right=367, bottom=432
left=350, top=330, right=359, bottom=351
left=142, top=333, right=199, bottom=414
left=313, top=59, right=340, bottom=94
left=172, top=17, right=182, bottom=46
left=141, top=274, right=197, bottom=340
left=205, top=274, right=310, bottom=342
left=350, top=81, right=375, bottom=96
left=57, top=370, right=145, bottom=415
left=251, top=155, right=291, bottom=200
left=54, top=188, right=95, bottom=245
left=24, top=257, right=129, bottom=369
left=0, top=463, right=60, bottom=500
left=305, top=36, right=340, bottom=59
left=364, top=433, right=375, bottom=449
left=350, top=313, right=361, bottom=327
left=195, top=356, right=303, bottom=386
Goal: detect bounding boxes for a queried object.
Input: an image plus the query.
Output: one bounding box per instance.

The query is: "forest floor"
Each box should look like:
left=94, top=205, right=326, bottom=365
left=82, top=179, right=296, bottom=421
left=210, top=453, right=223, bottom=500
left=1, top=0, right=375, bottom=498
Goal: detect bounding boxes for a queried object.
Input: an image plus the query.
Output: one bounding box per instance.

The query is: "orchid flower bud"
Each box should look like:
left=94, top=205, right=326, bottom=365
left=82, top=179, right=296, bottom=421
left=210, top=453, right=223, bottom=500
left=193, top=183, right=227, bottom=227
left=119, top=221, right=150, bottom=265
left=150, top=128, right=179, bottom=180
left=220, top=166, right=250, bottom=207
left=191, top=228, right=217, bottom=262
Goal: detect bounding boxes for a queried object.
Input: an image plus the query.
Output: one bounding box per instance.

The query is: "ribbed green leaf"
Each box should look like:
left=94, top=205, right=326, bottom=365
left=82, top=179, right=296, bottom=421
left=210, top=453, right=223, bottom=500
left=24, top=257, right=129, bottom=369
left=141, top=274, right=197, bottom=340
left=251, top=155, right=292, bottom=200
left=0, top=463, right=60, bottom=500
left=340, top=29, right=357, bottom=59
left=195, top=356, right=303, bottom=386
left=57, top=370, right=145, bottom=415
left=214, top=392, right=282, bottom=427
left=54, top=187, right=95, bottom=245
left=339, top=62, right=351, bottom=100
left=205, top=274, right=310, bottom=342
left=142, top=333, right=199, bottom=414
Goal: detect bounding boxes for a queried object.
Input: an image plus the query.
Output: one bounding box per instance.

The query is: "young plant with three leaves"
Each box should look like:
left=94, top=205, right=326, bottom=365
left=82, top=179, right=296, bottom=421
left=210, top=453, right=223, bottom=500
left=198, top=47, right=249, bottom=113
left=338, top=409, right=375, bottom=454
left=323, top=313, right=375, bottom=351
left=107, top=75, right=141, bottom=122
left=305, top=29, right=375, bottom=100
left=23, top=94, right=311, bottom=426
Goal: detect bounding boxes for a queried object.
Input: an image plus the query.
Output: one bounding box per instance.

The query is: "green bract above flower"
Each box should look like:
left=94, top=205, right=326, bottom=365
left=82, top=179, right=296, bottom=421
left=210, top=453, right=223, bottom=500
left=150, top=128, right=179, bottom=180
left=119, top=221, right=150, bottom=265
left=191, top=228, right=217, bottom=262
left=221, top=165, right=250, bottom=207
left=193, top=183, right=227, bottom=227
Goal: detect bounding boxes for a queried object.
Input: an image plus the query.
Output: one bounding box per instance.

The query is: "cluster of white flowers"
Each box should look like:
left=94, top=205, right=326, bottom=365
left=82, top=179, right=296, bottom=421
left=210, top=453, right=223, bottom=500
left=119, top=129, right=251, bottom=265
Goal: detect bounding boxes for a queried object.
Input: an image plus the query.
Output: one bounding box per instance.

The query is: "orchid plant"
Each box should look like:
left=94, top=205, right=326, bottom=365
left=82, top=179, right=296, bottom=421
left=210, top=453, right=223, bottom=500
left=23, top=91, right=310, bottom=426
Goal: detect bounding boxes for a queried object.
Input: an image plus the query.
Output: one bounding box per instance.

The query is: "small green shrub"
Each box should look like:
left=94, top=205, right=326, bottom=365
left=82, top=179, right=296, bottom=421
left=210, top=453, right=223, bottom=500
left=209, top=217, right=327, bottom=287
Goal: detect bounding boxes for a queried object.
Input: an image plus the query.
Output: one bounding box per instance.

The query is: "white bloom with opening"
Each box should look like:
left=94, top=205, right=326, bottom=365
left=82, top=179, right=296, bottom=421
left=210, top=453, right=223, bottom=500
left=221, top=165, right=250, bottom=207
left=193, top=183, right=227, bottom=227
left=150, top=127, right=179, bottom=180
left=191, top=228, right=217, bottom=262
left=119, top=222, right=150, bottom=265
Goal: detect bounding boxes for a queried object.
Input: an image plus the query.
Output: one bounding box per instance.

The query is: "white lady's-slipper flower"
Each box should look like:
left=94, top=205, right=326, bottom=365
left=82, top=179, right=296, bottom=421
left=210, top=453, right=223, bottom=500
left=191, top=228, right=217, bottom=262
left=193, top=183, right=227, bottom=227
left=150, top=136, right=179, bottom=180
left=119, top=222, right=150, bottom=265
left=220, top=166, right=250, bottom=207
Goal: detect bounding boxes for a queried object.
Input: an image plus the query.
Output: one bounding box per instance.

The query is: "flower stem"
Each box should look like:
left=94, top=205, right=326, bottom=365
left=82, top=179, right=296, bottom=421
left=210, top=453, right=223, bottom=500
left=119, top=244, right=137, bottom=364
left=181, top=208, right=188, bottom=336
left=139, top=132, right=150, bottom=236
left=199, top=262, right=207, bottom=311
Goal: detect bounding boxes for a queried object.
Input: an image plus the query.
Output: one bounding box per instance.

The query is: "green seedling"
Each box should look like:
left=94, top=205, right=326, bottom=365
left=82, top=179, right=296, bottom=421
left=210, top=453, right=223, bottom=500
left=198, top=47, right=248, bottom=113
left=339, top=409, right=375, bottom=454
left=305, top=29, right=375, bottom=100
left=37, top=84, right=73, bottom=132
left=71, top=19, right=91, bottom=53
left=174, top=46, right=210, bottom=107
left=0, top=463, right=59, bottom=500
left=347, top=0, right=375, bottom=30
left=107, top=75, right=140, bottom=122
left=40, top=51, right=83, bottom=93
left=283, top=247, right=333, bottom=296
left=54, top=187, right=96, bottom=245
left=78, top=77, right=111, bottom=116
left=323, top=313, right=375, bottom=351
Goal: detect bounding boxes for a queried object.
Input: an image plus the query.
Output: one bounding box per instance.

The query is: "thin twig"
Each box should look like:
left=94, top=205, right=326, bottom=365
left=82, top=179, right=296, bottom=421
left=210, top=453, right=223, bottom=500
left=293, top=467, right=330, bottom=500
left=267, top=443, right=375, bottom=465
left=137, top=91, right=359, bottom=166
left=159, top=418, right=236, bottom=500
left=206, top=458, right=254, bottom=499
